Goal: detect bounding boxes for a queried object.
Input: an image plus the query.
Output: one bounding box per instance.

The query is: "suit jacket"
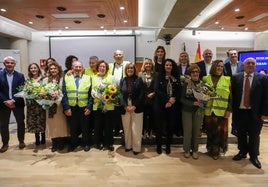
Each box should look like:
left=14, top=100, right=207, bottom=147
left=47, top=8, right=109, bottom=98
left=232, top=72, right=268, bottom=122
left=178, top=64, right=190, bottom=77
left=120, top=75, right=144, bottom=114
left=196, top=60, right=207, bottom=79
left=0, top=69, right=25, bottom=108
left=224, top=61, right=244, bottom=77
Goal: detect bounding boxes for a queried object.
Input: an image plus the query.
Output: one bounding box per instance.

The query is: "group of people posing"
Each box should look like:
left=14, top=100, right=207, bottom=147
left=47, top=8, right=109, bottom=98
left=0, top=46, right=268, bottom=169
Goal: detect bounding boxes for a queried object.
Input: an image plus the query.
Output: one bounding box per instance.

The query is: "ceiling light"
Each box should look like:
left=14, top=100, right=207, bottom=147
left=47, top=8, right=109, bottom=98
left=244, top=27, right=248, bottom=31
left=57, top=7, right=67, bottom=11
left=234, top=8, right=240, bottom=12
left=221, top=27, right=224, bottom=30
left=120, top=6, right=125, bottom=10
left=215, top=20, right=219, bottom=24
left=36, top=15, right=45, bottom=19
left=248, top=13, right=268, bottom=22
left=97, top=14, right=106, bottom=18
left=74, top=20, right=81, bottom=24
left=65, top=26, right=69, bottom=29
left=123, top=20, right=128, bottom=23
left=100, top=26, right=104, bottom=29
left=28, top=21, right=33, bottom=24
left=52, top=13, right=89, bottom=19
left=1, top=8, right=7, bottom=12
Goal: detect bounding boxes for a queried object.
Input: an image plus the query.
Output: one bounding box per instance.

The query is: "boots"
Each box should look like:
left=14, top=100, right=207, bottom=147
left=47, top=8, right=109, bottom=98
left=35, top=133, right=40, bottom=145
left=41, top=132, right=46, bottom=144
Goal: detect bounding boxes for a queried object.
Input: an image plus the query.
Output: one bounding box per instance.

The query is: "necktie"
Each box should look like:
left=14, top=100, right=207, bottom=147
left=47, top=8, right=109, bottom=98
left=243, top=74, right=250, bottom=108
left=75, top=76, right=80, bottom=88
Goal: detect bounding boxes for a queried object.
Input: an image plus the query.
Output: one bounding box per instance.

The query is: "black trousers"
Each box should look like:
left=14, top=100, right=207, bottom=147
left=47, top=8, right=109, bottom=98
left=67, top=106, right=91, bottom=147
left=0, top=106, right=25, bottom=145
left=93, top=110, right=114, bottom=147
left=236, top=109, right=263, bottom=158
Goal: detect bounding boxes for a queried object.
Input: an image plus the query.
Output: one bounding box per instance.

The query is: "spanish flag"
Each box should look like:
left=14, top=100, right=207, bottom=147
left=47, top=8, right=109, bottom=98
left=194, top=42, right=201, bottom=62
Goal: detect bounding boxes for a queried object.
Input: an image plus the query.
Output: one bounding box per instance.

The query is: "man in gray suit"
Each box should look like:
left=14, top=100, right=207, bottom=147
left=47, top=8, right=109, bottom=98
left=232, top=57, right=268, bottom=169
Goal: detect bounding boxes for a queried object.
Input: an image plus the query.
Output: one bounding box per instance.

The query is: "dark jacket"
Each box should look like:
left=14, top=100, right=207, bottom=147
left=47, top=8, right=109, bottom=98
left=120, top=75, right=144, bottom=114
left=0, top=69, right=25, bottom=107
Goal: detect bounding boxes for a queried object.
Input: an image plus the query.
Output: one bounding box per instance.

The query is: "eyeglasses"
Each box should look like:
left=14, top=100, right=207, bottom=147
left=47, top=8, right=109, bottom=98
left=191, top=70, right=199, bottom=74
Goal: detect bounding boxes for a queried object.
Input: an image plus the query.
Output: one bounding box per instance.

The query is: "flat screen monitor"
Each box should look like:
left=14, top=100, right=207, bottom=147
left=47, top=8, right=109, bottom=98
left=238, top=50, right=268, bottom=73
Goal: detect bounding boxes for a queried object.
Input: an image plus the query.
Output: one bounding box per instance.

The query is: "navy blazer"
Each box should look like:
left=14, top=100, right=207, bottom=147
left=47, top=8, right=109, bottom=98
left=224, top=61, right=244, bottom=77
left=0, top=69, right=25, bottom=107
left=232, top=72, right=268, bottom=122
left=120, top=75, right=144, bottom=114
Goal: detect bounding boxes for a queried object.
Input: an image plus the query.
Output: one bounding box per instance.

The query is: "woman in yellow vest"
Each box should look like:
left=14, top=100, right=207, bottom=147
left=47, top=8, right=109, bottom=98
left=91, top=60, right=116, bottom=151
left=203, top=60, right=231, bottom=160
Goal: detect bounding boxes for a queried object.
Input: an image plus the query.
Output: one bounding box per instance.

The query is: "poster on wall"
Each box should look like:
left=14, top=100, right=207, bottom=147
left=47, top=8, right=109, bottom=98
left=0, top=49, right=21, bottom=71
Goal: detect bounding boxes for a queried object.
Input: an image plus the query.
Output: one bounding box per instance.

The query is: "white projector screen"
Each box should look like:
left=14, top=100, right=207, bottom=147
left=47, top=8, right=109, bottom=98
left=49, top=35, right=136, bottom=69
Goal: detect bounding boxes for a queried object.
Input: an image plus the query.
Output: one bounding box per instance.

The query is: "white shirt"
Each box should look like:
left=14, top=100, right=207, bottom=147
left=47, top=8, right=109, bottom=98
left=240, top=72, right=253, bottom=109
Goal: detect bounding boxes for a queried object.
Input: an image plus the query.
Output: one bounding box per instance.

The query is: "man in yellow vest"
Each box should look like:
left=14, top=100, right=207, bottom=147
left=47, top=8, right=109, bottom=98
left=62, top=61, right=93, bottom=152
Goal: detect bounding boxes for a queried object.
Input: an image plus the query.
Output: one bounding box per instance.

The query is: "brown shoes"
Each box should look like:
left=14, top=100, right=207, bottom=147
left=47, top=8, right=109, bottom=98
left=0, top=144, right=9, bottom=153
left=19, top=141, right=26, bottom=149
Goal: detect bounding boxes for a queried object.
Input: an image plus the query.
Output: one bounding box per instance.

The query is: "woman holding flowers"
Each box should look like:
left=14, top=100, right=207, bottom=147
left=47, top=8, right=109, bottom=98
left=203, top=60, right=231, bottom=160
left=180, top=64, right=204, bottom=159
left=120, top=62, right=144, bottom=155
left=43, top=61, right=69, bottom=152
left=91, top=60, right=117, bottom=151
left=26, top=63, right=46, bottom=146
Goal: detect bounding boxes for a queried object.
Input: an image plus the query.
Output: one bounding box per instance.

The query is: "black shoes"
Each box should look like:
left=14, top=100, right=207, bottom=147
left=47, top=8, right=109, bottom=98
left=133, top=151, right=139, bottom=155
left=125, top=148, right=132, bottom=152
left=84, top=145, right=90, bottom=152
left=250, top=158, right=262, bottom=169
left=166, top=146, right=171, bottom=154
left=233, top=153, right=247, bottom=161
left=156, top=146, right=162, bottom=154
left=19, top=141, right=26, bottom=149
left=0, top=144, right=9, bottom=153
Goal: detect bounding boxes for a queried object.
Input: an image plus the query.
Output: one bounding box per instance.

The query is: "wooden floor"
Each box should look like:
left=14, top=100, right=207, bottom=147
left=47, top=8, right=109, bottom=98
left=1, top=124, right=268, bottom=187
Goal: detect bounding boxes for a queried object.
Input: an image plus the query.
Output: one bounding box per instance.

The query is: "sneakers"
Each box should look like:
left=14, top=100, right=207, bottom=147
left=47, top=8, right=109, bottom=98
left=192, top=152, right=199, bottom=159
left=184, top=152, right=190, bottom=158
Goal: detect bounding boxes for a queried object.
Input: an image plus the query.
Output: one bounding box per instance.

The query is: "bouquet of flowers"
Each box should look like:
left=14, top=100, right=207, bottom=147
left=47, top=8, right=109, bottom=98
left=94, top=83, right=120, bottom=112
left=37, top=82, right=63, bottom=109
left=16, top=80, right=63, bottom=109
left=192, top=82, right=218, bottom=101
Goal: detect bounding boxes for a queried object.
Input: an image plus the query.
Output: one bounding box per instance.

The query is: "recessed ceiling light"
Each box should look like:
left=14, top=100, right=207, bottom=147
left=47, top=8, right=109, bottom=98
left=97, top=14, right=106, bottom=18
left=28, top=21, right=33, bottom=24
left=74, top=20, right=81, bottom=24
left=215, top=20, right=219, bottom=24
left=120, top=6, right=125, bottom=10
left=65, top=26, right=69, bottom=29
left=244, top=27, right=248, bottom=31
left=36, top=15, right=45, bottom=19
left=1, top=8, right=7, bottom=12
left=221, top=27, right=224, bottom=30
left=236, top=16, right=244, bottom=19
left=57, top=6, right=67, bottom=11
left=235, top=8, right=240, bottom=12
left=100, top=26, right=104, bottom=29
left=123, top=20, right=128, bottom=23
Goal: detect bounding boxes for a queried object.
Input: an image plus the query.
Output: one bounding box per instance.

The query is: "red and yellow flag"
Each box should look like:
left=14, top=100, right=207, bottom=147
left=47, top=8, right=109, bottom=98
left=194, top=42, right=201, bottom=63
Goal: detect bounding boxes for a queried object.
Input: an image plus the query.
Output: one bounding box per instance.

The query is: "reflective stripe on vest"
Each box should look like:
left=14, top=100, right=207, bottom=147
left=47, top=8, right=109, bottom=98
left=65, top=75, right=91, bottom=107
left=203, top=75, right=230, bottom=117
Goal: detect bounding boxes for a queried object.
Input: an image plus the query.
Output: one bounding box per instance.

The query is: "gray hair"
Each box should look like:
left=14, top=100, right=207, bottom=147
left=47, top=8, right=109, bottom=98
left=3, top=56, right=16, bottom=63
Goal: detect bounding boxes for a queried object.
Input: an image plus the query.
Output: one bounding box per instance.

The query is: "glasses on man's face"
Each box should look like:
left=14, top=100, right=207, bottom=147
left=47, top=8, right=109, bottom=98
left=191, top=70, right=199, bottom=74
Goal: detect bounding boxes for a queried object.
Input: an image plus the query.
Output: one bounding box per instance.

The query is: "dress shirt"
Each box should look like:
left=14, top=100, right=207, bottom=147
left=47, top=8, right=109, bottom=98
left=240, top=72, right=253, bottom=109
left=6, top=71, right=14, bottom=99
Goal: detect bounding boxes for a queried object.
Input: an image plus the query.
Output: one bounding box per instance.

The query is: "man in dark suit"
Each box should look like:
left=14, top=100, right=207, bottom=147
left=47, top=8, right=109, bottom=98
left=196, top=49, right=213, bottom=79
left=224, top=49, right=244, bottom=76
left=224, top=49, right=244, bottom=136
left=232, top=57, right=268, bottom=169
left=196, top=49, right=213, bottom=133
left=0, top=56, right=26, bottom=153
